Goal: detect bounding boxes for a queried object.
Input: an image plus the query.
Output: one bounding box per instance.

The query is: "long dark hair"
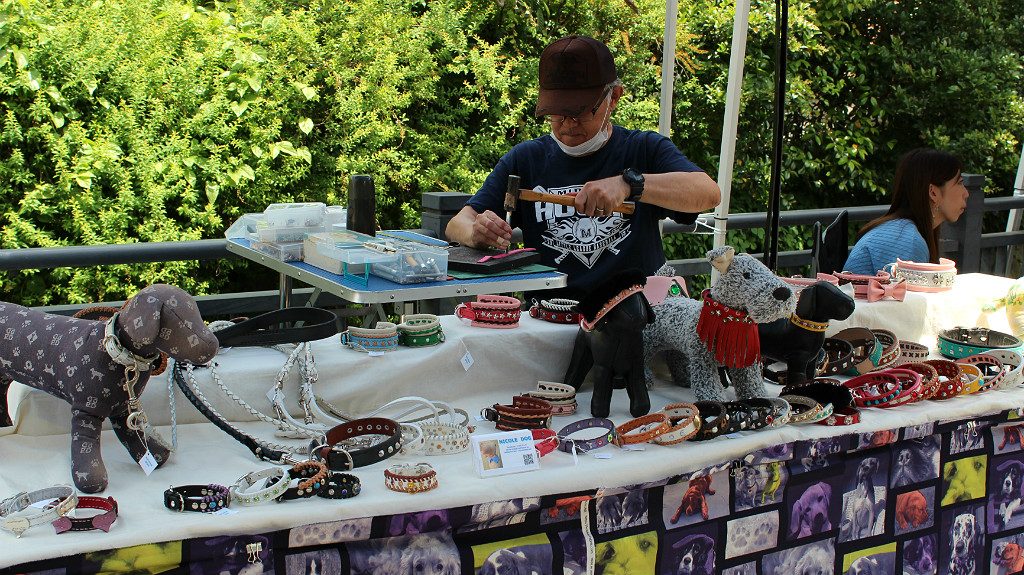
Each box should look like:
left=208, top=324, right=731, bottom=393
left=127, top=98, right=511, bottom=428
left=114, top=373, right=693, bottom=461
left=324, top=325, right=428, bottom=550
left=856, top=148, right=963, bottom=263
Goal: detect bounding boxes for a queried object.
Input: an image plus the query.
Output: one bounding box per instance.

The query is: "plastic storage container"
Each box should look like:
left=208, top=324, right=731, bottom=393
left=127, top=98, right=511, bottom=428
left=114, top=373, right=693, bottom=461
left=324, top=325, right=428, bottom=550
left=224, top=213, right=265, bottom=240
left=263, top=202, right=327, bottom=228
left=251, top=241, right=304, bottom=262
left=370, top=240, right=448, bottom=284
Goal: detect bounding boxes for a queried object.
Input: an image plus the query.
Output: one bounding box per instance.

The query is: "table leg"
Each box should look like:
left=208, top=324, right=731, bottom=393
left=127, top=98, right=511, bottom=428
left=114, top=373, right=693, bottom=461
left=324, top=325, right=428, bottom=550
left=279, top=273, right=293, bottom=309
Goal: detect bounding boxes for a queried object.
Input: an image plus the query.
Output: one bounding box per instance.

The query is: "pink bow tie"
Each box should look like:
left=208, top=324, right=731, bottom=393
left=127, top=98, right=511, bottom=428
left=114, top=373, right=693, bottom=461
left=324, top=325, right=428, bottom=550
left=867, top=279, right=907, bottom=302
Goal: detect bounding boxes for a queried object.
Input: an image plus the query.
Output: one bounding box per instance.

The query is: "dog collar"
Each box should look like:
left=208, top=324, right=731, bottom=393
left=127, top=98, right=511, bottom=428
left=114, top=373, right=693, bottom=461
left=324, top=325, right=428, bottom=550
left=580, top=284, right=645, bottom=332
left=654, top=403, right=701, bottom=445
left=103, top=313, right=159, bottom=371
left=696, top=290, right=760, bottom=369
left=52, top=496, right=118, bottom=534
left=923, top=359, right=967, bottom=399
left=1, top=486, right=78, bottom=538
left=556, top=418, right=617, bottom=453
left=455, top=295, right=522, bottom=329
left=481, top=396, right=553, bottom=431
left=818, top=406, right=861, bottom=426
left=613, top=413, right=671, bottom=446
left=690, top=401, right=729, bottom=441
left=529, top=298, right=582, bottom=324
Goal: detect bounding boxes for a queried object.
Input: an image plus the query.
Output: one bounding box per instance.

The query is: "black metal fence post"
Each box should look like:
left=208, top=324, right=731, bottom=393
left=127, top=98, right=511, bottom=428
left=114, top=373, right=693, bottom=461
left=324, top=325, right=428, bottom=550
left=347, top=175, right=376, bottom=235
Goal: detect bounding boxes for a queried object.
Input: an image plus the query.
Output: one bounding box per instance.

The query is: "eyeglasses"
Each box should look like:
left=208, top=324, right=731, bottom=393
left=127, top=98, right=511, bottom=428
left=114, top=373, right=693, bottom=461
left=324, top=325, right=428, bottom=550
left=547, top=86, right=612, bottom=125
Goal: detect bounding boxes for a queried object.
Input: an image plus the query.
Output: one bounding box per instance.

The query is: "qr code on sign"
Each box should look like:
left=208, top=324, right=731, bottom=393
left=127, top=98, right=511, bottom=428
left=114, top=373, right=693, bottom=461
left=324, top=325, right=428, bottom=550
left=523, top=453, right=535, bottom=465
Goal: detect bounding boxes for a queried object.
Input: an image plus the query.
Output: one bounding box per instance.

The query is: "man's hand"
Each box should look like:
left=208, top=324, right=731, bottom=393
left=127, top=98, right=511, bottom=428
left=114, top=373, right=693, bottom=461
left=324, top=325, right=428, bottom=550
left=574, top=175, right=630, bottom=217
left=469, top=209, right=512, bottom=249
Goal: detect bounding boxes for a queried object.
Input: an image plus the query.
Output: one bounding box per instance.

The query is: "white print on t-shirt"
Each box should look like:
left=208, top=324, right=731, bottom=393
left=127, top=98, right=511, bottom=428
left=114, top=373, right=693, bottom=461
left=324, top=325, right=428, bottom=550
left=536, top=185, right=631, bottom=268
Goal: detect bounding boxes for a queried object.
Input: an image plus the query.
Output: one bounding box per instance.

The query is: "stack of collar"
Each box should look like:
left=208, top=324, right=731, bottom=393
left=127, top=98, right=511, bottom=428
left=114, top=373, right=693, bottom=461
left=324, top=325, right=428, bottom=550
left=311, top=417, right=404, bottom=471
left=887, top=258, right=957, bottom=292
left=482, top=396, right=553, bottom=431
left=529, top=298, right=582, bottom=324
left=340, top=322, right=400, bottom=352
left=938, top=327, right=1023, bottom=360
left=455, top=295, right=522, bottom=328
left=396, top=314, right=444, bottom=347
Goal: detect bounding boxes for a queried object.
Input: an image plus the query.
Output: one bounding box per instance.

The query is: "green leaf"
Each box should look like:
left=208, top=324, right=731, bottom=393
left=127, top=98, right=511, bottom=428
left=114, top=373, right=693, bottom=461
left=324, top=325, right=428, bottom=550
left=97, top=97, right=110, bottom=109
left=245, top=76, right=262, bottom=92
left=26, top=69, right=40, bottom=91
left=251, top=145, right=263, bottom=158
left=74, top=171, right=93, bottom=189
left=295, top=147, right=312, bottom=164
left=298, top=117, right=313, bottom=134
left=227, top=164, right=255, bottom=184
left=229, top=101, right=248, bottom=117
left=84, top=80, right=98, bottom=96
left=12, top=48, right=27, bottom=69
left=50, top=111, right=64, bottom=129
left=301, top=86, right=316, bottom=100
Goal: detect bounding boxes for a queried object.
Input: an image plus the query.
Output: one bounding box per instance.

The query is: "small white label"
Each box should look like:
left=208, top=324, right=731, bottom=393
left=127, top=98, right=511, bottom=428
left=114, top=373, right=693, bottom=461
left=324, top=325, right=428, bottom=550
left=212, top=507, right=237, bottom=516
left=593, top=453, right=613, bottom=459
left=460, top=350, right=474, bottom=371
left=621, top=444, right=646, bottom=452
left=265, top=387, right=279, bottom=404
left=139, top=451, right=158, bottom=476
left=368, top=351, right=385, bottom=357
left=474, top=414, right=487, bottom=422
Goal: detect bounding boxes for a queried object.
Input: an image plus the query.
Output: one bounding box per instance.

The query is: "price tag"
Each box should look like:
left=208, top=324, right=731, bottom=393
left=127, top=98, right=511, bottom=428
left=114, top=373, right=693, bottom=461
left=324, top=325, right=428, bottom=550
left=593, top=453, right=613, bottom=459
left=621, top=444, right=646, bottom=452
left=138, top=451, right=158, bottom=476
left=368, top=351, right=385, bottom=357
left=212, top=507, right=238, bottom=516
left=266, top=387, right=280, bottom=404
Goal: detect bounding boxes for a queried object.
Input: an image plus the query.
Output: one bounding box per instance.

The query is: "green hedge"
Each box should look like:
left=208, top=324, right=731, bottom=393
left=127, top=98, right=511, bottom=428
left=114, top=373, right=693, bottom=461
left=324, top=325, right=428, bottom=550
left=1, top=0, right=1021, bottom=304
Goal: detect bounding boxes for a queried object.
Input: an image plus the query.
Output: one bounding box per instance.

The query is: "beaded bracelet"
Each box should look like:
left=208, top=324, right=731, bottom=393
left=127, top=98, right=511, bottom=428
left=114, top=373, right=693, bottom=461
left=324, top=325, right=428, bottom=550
left=982, top=349, right=1024, bottom=390
left=318, top=473, right=361, bottom=499
left=523, top=381, right=578, bottom=415
left=340, top=322, right=400, bottom=352
left=279, top=460, right=329, bottom=500
left=455, top=295, right=522, bottom=328
left=164, top=484, right=231, bottom=513
left=396, top=314, right=445, bottom=347
left=613, top=413, right=671, bottom=446
left=923, top=359, right=966, bottom=399
left=529, top=298, right=582, bottom=324
left=230, top=467, right=290, bottom=506
left=845, top=372, right=901, bottom=407
left=654, top=403, right=701, bottom=445
left=384, top=463, right=438, bottom=494
left=956, top=353, right=1005, bottom=394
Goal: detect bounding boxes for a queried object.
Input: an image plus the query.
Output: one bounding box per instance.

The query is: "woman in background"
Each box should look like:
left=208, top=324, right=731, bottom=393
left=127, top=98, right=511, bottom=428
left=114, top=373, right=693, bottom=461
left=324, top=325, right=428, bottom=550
left=843, top=148, right=969, bottom=275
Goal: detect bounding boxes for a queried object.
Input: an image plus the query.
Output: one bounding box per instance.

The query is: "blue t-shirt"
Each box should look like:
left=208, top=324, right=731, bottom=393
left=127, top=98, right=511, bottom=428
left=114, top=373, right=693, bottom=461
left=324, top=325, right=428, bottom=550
left=843, top=218, right=929, bottom=275
left=466, top=126, right=701, bottom=298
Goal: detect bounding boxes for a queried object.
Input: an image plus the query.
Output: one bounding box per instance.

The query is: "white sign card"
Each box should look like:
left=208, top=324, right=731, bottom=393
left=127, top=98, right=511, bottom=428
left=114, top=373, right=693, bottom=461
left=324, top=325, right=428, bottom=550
left=470, top=429, right=542, bottom=478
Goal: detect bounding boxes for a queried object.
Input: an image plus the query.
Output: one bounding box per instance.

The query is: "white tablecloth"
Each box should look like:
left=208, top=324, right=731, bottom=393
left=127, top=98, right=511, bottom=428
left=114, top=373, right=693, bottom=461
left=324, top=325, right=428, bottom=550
left=1, top=273, right=1020, bottom=568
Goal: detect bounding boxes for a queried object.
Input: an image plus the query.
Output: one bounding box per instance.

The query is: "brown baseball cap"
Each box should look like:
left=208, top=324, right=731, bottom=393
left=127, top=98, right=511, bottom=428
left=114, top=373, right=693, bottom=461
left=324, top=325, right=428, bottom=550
left=535, top=35, right=617, bottom=118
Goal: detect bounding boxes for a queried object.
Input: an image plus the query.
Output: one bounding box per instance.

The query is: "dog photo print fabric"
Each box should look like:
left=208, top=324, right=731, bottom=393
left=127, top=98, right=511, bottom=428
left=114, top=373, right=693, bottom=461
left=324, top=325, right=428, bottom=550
left=660, top=526, right=716, bottom=575
left=894, top=487, right=936, bottom=535
left=188, top=535, right=274, bottom=575
left=903, top=533, right=938, bottom=575
left=593, top=531, right=658, bottom=575
left=761, top=538, right=836, bottom=574
left=288, top=518, right=373, bottom=548
left=892, top=435, right=941, bottom=488
left=988, top=452, right=1024, bottom=532
left=989, top=532, right=1024, bottom=574
left=733, top=461, right=788, bottom=511
left=941, top=455, right=988, bottom=506
left=283, top=549, right=340, bottom=575
left=663, top=472, right=728, bottom=527
left=346, top=532, right=460, bottom=575
left=939, top=504, right=984, bottom=575
left=841, top=543, right=897, bottom=574
left=472, top=534, right=553, bottom=575
left=994, top=421, right=1024, bottom=454
left=786, top=478, right=839, bottom=541
left=839, top=454, right=889, bottom=542
left=724, top=510, right=779, bottom=560
left=596, top=487, right=649, bottom=534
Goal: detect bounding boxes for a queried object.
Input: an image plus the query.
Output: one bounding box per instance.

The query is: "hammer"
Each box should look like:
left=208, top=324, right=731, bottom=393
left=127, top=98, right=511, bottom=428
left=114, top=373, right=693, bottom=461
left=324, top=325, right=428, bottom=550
left=503, top=175, right=636, bottom=215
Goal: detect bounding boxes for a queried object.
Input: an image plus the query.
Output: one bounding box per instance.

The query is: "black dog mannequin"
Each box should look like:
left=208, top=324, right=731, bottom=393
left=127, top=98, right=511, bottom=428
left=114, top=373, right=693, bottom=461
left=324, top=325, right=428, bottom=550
left=759, top=281, right=855, bottom=386
left=563, top=270, right=655, bottom=417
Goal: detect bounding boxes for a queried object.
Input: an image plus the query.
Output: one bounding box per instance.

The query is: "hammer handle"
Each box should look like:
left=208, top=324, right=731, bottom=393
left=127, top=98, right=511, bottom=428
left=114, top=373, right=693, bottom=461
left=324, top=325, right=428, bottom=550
left=517, top=189, right=635, bottom=215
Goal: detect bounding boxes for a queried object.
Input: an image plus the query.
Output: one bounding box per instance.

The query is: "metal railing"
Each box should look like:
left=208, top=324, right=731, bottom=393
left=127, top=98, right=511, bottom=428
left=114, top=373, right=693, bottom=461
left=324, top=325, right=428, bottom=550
left=4, top=173, right=1024, bottom=315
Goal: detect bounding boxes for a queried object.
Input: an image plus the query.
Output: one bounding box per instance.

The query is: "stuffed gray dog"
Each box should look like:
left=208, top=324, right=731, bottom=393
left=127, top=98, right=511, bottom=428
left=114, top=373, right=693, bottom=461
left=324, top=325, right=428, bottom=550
left=0, top=284, right=218, bottom=492
left=643, top=246, right=796, bottom=401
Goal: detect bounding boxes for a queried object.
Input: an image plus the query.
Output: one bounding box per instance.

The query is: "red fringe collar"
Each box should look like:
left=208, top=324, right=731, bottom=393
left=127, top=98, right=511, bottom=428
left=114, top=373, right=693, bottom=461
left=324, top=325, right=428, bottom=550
left=696, top=290, right=760, bottom=368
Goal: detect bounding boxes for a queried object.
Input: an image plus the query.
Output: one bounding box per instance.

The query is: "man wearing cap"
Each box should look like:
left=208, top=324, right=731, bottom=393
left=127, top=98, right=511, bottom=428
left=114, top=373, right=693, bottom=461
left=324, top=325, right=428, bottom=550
left=445, top=35, right=721, bottom=299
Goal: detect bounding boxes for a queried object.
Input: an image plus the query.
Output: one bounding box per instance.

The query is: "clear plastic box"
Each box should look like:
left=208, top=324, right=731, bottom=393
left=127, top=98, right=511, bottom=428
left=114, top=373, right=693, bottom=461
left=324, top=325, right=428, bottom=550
left=263, top=202, right=327, bottom=228
left=251, top=240, right=304, bottom=262
left=255, top=222, right=322, bottom=243
left=325, top=206, right=348, bottom=230
left=224, top=213, right=265, bottom=240
left=370, top=240, right=448, bottom=284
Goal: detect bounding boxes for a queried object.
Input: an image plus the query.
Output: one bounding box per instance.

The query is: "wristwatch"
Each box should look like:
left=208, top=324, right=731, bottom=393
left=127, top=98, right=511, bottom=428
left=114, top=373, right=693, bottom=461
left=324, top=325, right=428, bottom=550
left=622, top=168, right=645, bottom=202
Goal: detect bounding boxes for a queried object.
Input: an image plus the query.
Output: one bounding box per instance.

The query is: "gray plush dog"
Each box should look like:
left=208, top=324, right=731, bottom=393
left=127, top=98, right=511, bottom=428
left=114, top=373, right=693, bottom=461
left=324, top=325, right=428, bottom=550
left=0, top=284, right=218, bottom=492
left=643, top=246, right=796, bottom=401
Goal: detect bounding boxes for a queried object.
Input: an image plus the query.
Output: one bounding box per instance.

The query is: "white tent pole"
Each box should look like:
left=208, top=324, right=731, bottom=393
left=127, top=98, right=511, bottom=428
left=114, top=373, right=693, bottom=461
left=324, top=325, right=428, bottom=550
left=658, top=0, right=679, bottom=137
left=713, top=0, right=752, bottom=253
left=1003, top=142, right=1024, bottom=275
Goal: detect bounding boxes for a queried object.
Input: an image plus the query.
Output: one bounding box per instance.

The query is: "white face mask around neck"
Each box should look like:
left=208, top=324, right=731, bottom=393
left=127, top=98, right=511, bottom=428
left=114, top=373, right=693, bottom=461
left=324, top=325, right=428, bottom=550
left=551, top=94, right=613, bottom=157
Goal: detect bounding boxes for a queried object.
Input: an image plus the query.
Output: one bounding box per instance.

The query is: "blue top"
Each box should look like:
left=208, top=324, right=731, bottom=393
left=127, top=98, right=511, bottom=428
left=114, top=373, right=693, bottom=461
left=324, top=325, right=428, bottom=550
left=843, top=218, right=929, bottom=274
left=466, top=126, right=701, bottom=297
